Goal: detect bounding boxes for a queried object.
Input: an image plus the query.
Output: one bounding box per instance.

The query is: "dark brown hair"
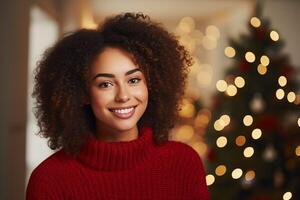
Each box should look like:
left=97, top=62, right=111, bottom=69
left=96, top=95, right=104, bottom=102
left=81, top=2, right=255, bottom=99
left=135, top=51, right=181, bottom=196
left=33, top=12, right=193, bottom=155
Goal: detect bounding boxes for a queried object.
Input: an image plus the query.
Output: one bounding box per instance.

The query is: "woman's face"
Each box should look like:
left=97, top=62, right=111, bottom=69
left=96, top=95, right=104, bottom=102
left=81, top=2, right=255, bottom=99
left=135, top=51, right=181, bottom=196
left=88, top=47, right=148, bottom=138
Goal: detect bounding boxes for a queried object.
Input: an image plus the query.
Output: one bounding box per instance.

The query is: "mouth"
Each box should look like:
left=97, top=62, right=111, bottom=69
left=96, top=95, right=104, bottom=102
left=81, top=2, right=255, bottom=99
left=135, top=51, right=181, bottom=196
left=108, top=105, right=137, bottom=119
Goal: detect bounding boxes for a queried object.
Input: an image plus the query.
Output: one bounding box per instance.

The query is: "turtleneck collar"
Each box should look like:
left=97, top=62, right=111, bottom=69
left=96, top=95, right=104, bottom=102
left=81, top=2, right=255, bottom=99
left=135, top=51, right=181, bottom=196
left=76, top=125, right=155, bottom=171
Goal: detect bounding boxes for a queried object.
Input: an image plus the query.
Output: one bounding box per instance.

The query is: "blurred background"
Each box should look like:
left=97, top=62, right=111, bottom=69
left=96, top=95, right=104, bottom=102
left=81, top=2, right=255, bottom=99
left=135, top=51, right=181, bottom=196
left=1, top=0, right=300, bottom=199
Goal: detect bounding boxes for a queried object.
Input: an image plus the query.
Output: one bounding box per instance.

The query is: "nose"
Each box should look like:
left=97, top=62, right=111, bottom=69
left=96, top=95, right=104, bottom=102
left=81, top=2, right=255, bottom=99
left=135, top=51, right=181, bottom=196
left=115, top=84, right=130, bottom=102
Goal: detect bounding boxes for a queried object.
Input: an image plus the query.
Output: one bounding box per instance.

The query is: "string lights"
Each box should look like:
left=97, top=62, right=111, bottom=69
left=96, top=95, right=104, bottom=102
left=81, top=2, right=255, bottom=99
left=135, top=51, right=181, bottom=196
left=251, top=128, right=262, bottom=140
left=270, top=30, right=280, bottom=41
left=245, top=51, right=256, bottom=63
left=243, top=115, right=253, bottom=126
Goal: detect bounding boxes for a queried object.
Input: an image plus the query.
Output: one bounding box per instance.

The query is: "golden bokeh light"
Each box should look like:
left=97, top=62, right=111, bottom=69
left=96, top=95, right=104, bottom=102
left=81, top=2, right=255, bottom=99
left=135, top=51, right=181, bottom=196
left=257, top=64, right=267, bottom=75
left=194, top=113, right=210, bottom=128
left=206, top=25, right=220, bottom=40
left=216, top=80, right=228, bottom=92
left=283, top=192, right=292, bottom=200
left=179, top=99, right=195, bottom=118
left=243, top=115, right=253, bottom=126
left=250, top=17, right=261, bottom=28
left=175, top=125, right=194, bottom=141
left=298, top=118, right=300, bottom=127
left=245, top=51, right=256, bottom=63
left=278, top=76, right=287, bottom=87
left=215, top=165, right=227, bottom=176
left=206, top=174, right=215, bottom=186
left=276, top=88, right=285, bottom=100
left=232, top=168, right=243, bottom=179
left=236, top=135, right=246, bottom=146
left=287, top=92, right=296, bottom=103
left=270, top=30, right=279, bottom=41
left=178, top=16, right=195, bottom=34
left=214, top=120, right=224, bottom=131
left=234, top=76, right=245, bottom=88
left=295, top=145, right=300, bottom=156
left=224, top=46, right=236, bottom=58
left=243, top=147, right=254, bottom=158
left=245, top=170, right=255, bottom=181
left=202, top=35, right=217, bottom=50
left=226, top=85, right=238, bottom=96
left=216, top=136, right=227, bottom=148
left=192, top=142, right=208, bottom=157
left=252, top=128, right=262, bottom=140
left=260, top=55, right=270, bottom=66
left=220, top=115, right=230, bottom=126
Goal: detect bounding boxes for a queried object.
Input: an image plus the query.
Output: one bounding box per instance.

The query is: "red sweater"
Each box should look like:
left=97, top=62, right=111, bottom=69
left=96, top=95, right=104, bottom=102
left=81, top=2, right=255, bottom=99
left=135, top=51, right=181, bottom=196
left=26, top=126, right=210, bottom=199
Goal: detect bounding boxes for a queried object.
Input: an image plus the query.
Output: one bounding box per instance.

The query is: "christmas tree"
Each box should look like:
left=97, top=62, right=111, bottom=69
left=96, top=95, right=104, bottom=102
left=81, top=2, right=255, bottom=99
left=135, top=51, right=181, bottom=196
left=205, top=5, right=300, bottom=200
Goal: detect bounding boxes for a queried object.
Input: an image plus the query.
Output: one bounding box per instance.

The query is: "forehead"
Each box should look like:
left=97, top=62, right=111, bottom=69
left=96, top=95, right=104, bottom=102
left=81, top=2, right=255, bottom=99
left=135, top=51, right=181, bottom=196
left=90, top=47, right=138, bottom=74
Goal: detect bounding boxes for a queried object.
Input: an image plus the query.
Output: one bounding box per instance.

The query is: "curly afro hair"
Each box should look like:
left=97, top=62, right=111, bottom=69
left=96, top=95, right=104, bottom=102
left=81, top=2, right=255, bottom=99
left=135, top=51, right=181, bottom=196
left=33, top=12, right=193, bottom=155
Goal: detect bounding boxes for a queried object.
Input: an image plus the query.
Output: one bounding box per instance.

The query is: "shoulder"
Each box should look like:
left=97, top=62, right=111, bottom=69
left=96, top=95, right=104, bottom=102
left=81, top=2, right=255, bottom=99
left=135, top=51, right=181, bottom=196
left=31, top=150, right=70, bottom=176
left=160, top=140, right=205, bottom=168
left=164, top=140, right=201, bottom=159
left=27, top=149, right=74, bottom=186
left=26, top=150, right=70, bottom=199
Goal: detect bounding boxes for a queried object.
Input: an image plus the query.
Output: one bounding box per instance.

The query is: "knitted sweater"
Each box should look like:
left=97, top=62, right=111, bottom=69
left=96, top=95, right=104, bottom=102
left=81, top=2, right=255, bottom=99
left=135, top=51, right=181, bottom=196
left=26, top=126, right=210, bottom=200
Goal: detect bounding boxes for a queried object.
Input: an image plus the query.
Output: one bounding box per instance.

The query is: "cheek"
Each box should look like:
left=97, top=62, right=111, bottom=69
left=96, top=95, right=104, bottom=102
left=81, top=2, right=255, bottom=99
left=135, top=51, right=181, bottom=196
left=89, top=89, right=111, bottom=110
left=134, top=85, right=148, bottom=102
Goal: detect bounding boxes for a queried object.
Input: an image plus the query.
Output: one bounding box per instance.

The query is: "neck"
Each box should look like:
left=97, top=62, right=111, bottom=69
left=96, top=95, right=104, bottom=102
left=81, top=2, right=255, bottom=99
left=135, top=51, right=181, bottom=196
left=95, top=124, right=139, bottom=142
left=77, top=125, right=155, bottom=171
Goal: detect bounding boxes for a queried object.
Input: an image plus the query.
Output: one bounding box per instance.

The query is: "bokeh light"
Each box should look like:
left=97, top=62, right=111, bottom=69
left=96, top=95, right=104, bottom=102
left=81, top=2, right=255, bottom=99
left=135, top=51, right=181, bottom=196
left=270, top=30, right=279, bottom=41
left=245, top=170, right=255, bottom=181
left=250, top=17, right=261, bottom=28
left=252, top=128, right=262, bottom=140
left=226, top=85, right=238, bottom=96
left=278, top=76, right=287, bottom=87
left=245, top=51, right=255, bottom=63
left=287, top=92, right=296, bottom=103
left=260, top=55, right=270, bottom=66
left=243, top=147, right=254, bottom=158
left=257, top=64, right=267, bottom=75
left=234, top=76, right=245, bottom=88
left=276, top=89, right=285, bottom=100
left=215, top=165, right=227, bottom=176
left=232, top=168, right=243, bottom=179
left=224, top=46, right=236, bottom=58
left=236, top=135, right=246, bottom=146
left=283, top=192, right=292, bottom=200
left=216, top=80, right=228, bottom=92
left=243, top=115, right=253, bottom=126
left=216, top=136, right=227, bottom=148
left=206, top=174, right=215, bottom=186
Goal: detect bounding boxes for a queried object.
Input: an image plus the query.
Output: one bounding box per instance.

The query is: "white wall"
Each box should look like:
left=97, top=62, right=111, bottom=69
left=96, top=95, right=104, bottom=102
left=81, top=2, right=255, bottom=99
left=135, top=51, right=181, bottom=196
left=264, top=0, right=300, bottom=67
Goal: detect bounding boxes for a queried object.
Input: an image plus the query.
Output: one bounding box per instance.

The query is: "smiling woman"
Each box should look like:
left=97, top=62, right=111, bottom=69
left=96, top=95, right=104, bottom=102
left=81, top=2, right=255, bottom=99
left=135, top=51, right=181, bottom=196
left=26, top=12, right=210, bottom=199
left=88, top=47, right=149, bottom=142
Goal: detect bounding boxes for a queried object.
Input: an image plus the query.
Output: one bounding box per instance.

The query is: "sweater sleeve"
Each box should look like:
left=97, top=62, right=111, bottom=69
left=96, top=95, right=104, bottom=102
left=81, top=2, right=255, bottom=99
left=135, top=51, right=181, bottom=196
left=185, top=146, right=210, bottom=200
left=26, top=168, right=62, bottom=200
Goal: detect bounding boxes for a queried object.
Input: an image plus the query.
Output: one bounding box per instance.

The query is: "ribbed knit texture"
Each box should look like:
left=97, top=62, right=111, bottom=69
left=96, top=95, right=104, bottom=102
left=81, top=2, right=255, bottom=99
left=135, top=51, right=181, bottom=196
left=26, top=126, right=210, bottom=200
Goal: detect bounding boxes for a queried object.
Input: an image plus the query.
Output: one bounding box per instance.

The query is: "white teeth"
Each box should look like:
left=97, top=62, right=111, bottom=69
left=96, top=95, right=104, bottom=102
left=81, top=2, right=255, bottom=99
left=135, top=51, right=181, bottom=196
left=111, top=107, right=134, bottom=114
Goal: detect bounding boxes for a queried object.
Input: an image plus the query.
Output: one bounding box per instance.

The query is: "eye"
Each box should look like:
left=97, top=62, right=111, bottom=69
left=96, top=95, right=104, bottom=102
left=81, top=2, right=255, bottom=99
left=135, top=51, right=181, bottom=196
left=98, top=81, right=113, bottom=88
left=129, top=78, right=141, bottom=84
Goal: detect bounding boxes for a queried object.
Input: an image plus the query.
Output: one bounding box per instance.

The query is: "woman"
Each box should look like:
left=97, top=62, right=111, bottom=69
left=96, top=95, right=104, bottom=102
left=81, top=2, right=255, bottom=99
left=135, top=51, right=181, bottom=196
left=26, top=12, right=210, bottom=199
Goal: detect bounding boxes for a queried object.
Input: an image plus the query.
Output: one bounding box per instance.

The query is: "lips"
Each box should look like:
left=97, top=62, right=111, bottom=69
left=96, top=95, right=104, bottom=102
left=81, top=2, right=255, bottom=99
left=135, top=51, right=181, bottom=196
left=109, top=105, right=137, bottom=119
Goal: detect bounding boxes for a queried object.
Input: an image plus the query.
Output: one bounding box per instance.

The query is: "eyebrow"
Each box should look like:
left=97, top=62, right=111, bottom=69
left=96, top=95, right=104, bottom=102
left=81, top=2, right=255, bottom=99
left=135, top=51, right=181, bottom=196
left=92, top=68, right=141, bottom=80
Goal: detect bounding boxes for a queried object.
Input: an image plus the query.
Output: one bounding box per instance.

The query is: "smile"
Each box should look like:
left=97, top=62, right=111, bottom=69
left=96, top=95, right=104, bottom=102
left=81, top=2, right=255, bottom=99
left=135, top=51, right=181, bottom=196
left=109, top=106, right=137, bottom=119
